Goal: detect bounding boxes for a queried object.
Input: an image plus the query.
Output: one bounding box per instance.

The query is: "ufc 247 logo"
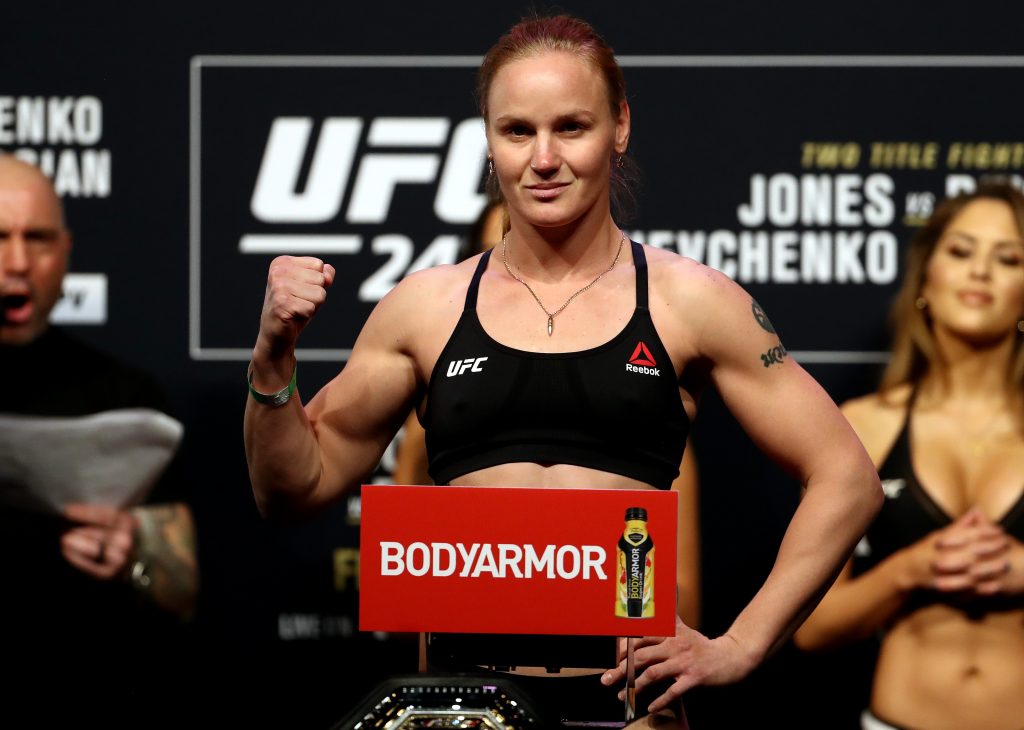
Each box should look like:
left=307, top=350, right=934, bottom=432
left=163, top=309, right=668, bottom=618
left=250, top=116, right=487, bottom=225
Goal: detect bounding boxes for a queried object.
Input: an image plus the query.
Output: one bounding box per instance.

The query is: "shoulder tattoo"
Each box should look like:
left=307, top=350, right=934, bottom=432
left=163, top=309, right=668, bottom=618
left=751, top=299, right=775, bottom=334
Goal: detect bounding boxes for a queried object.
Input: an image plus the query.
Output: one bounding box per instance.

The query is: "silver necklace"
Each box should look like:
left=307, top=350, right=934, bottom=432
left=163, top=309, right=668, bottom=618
left=501, top=231, right=626, bottom=336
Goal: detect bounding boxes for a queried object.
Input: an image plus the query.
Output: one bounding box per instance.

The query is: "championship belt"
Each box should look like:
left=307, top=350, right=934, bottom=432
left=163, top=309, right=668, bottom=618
left=332, top=674, right=544, bottom=729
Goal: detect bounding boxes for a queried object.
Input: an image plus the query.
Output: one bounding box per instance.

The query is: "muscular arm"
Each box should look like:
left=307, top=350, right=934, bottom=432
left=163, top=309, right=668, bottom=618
left=703, top=281, right=882, bottom=669
left=604, top=263, right=882, bottom=711
left=244, top=257, right=432, bottom=519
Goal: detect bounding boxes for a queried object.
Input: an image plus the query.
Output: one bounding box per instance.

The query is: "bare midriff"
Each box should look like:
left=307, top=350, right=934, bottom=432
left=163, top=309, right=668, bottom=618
left=450, top=462, right=660, bottom=490
left=873, top=604, right=1024, bottom=730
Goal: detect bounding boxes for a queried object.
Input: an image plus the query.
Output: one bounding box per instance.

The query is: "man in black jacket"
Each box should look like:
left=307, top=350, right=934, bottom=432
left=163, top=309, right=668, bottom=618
left=0, top=154, right=199, bottom=721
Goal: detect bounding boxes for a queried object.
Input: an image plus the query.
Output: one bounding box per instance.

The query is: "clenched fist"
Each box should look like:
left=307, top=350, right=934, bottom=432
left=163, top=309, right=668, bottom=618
left=256, top=256, right=336, bottom=359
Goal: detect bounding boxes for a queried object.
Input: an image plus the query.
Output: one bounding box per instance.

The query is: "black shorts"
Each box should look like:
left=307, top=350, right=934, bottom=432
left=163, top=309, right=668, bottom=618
left=425, top=633, right=675, bottom=726
left=486, top=669, right=676, bottom=726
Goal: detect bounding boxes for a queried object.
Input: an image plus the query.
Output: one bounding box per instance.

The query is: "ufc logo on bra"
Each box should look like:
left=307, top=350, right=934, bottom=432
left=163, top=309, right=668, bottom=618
left=447, top=357, right=488, bottom=377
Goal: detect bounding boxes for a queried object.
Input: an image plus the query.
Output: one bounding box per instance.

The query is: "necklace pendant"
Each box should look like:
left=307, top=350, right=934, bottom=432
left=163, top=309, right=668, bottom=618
left=503, top=230, right=626, bottom=340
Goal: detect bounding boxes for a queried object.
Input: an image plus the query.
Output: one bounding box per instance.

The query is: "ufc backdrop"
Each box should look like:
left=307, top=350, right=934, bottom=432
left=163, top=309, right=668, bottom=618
left=5, top=2, right=1024, bottom=727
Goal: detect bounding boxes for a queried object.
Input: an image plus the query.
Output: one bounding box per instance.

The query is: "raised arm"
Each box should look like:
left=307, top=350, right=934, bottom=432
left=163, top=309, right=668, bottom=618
left=244, top=256, right=425, bottom=519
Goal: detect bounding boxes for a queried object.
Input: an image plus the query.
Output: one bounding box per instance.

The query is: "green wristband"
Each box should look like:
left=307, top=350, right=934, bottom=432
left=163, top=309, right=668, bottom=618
left=247, top=365, right=297, bottom=407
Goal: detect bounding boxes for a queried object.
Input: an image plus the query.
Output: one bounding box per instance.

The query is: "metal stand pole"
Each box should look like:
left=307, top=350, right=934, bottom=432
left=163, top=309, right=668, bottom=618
left=624, top=636, right=636, bottom=723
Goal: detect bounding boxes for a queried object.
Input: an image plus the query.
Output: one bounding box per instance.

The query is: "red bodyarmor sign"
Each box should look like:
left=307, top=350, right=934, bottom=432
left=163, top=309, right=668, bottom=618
left=359, top=484, right=677, bottom=637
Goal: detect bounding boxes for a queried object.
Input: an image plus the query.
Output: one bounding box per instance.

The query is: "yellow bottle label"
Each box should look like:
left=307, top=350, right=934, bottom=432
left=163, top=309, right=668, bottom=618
left=615, top=518, right=654, bottom=618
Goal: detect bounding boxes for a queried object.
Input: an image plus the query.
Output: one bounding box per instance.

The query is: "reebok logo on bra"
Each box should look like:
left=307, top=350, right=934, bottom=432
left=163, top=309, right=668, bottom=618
left=625, top=342, right=659, bottom=376
left=447, top=356, right=488, bottom=377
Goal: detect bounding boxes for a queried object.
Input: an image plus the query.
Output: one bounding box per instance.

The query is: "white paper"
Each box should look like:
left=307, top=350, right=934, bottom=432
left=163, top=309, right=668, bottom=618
left=0, top=408, right=184, bottom=512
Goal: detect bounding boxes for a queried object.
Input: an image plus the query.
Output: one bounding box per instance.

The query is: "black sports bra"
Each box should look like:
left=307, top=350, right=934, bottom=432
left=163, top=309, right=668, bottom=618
left=856, top=395, right=1024, bottom=614
left=423, top=241, right=689, bottom=489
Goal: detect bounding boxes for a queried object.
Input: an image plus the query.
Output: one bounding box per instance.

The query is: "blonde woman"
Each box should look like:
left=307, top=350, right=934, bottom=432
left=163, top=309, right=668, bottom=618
left=795, top=182, right=1024, bottom=730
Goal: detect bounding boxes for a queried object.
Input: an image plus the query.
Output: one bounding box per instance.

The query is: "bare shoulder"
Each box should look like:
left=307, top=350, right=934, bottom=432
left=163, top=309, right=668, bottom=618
left=385, top=258, right=474, bottom=306
left=646, top=245, right=751, bottom=312
left=644, top=244, right=725, bottom=288
left=644, top=244, right=742, bottom=329
left=357, top=256, right=481, bottom=374
left=840, top=385, right=910, bottom=426
left=367, top=257, right=477, bottom=328
left=643, top=244, right=780, bottom=365
left=839, top=384, right=910, bottom=465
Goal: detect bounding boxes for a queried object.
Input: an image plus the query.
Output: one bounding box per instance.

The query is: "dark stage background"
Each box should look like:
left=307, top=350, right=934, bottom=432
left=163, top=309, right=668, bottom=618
left=5, top=2, right=1024, bottom=727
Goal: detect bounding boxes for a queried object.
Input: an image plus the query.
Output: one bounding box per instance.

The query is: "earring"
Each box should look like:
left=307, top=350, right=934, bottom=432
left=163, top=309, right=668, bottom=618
left=615, top=154, right=625, bottom=169
left=488, top=158, right=494, bottom=176
left=915, top=296, right=928, bottom=310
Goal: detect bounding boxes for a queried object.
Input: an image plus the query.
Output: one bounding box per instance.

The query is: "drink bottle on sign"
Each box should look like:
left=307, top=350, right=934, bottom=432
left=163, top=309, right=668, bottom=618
left=616, top=507, right=654, bottom=618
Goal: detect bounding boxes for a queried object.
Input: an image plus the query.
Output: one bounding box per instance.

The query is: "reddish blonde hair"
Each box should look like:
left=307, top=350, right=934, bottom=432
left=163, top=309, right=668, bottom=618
left=476, top=14, right=626, bottom=121
left=476, top=14, right=637, bottom=221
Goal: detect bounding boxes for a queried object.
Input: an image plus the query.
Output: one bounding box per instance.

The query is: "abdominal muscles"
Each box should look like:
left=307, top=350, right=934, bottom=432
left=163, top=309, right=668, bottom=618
left=872, top=604, right=1024, bottom=730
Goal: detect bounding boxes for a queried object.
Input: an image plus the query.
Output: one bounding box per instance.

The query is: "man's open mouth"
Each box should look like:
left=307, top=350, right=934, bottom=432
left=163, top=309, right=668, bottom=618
left=1, top=293, right=32, bottom=323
